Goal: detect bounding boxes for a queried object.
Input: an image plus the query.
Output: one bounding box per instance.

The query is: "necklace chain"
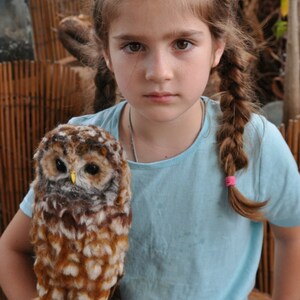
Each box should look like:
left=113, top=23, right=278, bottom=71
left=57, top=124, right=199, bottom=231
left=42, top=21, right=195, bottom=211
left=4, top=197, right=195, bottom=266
left=128, top=107, right=139, bottom=162
left=128, top=100, right=206, bottom=163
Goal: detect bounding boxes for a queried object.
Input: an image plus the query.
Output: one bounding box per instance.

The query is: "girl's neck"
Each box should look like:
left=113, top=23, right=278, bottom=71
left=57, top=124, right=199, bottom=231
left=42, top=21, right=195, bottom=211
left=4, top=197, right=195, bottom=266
left=119, top=100, right=205, bottom=163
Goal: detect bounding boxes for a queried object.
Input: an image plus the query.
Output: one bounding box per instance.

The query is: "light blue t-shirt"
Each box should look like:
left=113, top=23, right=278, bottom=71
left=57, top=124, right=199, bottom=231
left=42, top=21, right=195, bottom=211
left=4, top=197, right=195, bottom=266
left=21, top=97, right=300, bottom=300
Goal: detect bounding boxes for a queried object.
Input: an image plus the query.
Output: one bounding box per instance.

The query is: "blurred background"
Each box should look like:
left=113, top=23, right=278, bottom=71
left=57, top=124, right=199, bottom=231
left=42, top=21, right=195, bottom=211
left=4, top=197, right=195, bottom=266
left=0, top=0, right=34, bottom=61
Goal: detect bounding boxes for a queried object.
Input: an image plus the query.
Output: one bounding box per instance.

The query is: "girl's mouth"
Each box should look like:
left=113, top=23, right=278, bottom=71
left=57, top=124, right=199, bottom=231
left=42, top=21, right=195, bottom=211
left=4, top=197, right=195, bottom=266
left=144, top=92, right=176, bottom=103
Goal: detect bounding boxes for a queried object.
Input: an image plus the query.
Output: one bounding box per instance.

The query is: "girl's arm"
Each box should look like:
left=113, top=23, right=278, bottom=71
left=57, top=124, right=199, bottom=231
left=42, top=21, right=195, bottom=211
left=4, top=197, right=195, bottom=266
left=270, top=224, right=300, bottom=300
left=0, top=210, right=37, bottom=300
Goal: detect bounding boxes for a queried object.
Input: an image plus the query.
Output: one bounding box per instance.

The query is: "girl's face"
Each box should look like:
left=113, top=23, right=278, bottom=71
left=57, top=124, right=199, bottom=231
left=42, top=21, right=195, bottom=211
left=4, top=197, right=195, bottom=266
left=104, top=0, right=225, bottom=123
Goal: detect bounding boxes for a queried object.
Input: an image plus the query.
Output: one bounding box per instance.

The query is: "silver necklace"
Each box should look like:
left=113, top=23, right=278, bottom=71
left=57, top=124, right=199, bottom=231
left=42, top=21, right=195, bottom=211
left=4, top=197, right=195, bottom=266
left=128, top=107, right=139, bottom=162
left=128, top=100, right=206, bottom=163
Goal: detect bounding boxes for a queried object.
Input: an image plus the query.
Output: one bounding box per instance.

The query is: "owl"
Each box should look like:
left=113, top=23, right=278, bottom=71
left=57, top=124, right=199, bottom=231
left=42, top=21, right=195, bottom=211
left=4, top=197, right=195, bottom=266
left=30, top=124, right=131, bottom=300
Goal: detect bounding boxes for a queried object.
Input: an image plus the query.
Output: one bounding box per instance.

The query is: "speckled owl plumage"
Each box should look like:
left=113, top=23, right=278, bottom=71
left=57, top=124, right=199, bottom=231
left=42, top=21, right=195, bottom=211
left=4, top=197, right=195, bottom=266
left=30, top=124, right=131, bottom=300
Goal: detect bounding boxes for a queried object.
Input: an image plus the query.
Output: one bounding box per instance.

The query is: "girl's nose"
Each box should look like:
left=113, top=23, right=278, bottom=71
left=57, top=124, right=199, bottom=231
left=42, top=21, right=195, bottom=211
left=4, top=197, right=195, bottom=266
left=145, top=51, right=173, bottom=82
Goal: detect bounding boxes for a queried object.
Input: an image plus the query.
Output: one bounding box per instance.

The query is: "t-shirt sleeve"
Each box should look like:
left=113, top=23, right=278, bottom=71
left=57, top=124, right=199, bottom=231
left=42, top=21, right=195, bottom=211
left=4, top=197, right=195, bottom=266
left=258, top=119, right=300, bottom=226
left=19, top=187, right=34, bottom=218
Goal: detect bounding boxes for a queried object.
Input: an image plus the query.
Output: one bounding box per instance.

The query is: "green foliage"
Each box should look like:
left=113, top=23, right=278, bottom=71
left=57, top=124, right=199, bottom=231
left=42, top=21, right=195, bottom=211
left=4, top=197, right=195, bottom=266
left=273, top=20, right=288, bottom=39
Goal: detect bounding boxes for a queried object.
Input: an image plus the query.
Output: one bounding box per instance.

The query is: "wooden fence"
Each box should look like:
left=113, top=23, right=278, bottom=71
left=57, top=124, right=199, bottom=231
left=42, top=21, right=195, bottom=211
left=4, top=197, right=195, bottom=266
left=280, top=118, right=300, bottom=167
left=0, top=60, right=82, bottom=234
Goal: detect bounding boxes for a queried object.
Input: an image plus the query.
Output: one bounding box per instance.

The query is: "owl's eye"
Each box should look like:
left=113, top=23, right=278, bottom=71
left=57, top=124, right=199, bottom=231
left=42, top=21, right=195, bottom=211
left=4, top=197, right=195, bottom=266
left=56, top=158, right=67, bottom=173
left=84, top=163, right=100, bottom=175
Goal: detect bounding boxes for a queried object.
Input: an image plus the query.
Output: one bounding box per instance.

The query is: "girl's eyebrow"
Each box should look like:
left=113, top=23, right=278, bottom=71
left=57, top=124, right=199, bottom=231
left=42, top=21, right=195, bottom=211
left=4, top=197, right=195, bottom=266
left=112, top=30, right=205, bottom=41
left=170, top=30, right=205, bottom=38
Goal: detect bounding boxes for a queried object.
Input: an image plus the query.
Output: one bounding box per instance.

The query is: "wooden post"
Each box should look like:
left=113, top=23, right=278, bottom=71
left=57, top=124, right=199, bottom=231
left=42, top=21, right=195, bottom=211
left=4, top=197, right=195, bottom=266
left=284, top=0, right=300, bottom=124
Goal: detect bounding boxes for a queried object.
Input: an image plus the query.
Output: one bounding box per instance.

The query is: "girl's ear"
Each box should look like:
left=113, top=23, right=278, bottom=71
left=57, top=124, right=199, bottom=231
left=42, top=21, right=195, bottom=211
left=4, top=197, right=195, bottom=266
left=103, top=50, right=113, bottom=72
left=212, top=38, right=226, bottom=68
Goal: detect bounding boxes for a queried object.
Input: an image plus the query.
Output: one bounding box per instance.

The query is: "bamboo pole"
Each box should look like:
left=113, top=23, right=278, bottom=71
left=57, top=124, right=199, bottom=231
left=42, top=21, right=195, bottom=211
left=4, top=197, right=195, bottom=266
left=0, top=63, right=9, bottom=228
left=7, top=62, right=19, bottom=216
left=283, top=0, right=300, bottom=124
left=292, top=120, right=299, bottom=161
left=19, top=61, right=29, bottom=193
left=3, top=63, right=14, bottom=225
left=13, top=62, right=21, bottom=204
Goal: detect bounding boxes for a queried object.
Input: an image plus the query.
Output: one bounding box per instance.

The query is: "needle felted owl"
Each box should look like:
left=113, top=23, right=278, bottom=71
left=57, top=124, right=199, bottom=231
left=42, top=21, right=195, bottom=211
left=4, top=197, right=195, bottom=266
left=30, top=124, right=131, bottom=300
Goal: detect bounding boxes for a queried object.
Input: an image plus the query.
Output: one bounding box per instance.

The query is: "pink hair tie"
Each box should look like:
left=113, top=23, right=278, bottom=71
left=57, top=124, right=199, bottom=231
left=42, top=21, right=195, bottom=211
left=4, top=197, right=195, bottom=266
left=225, top=176, right=236, bottom=187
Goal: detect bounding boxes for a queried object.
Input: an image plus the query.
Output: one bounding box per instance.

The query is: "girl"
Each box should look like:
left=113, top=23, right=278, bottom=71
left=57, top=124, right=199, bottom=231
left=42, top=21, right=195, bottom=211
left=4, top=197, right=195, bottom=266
left=1, top=0, right=300, bottom=299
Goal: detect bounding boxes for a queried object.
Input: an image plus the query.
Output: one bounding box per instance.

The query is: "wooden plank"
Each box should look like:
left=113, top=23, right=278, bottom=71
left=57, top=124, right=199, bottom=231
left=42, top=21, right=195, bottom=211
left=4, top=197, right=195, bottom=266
left=13, top=62, right=25, bottom=202
left=49, top=0, right=58, bottom=60
left=24, top=61, right=33, bottom=182
left=50, top=64, right=57, bottom=127
left=287, top=119, right=294, bottom=149
left=30, top=61, right=39, bottom=164
left=45, top=63, right=52, bottom=131
left=34, top=0, right=46, bottom=60
left=37, top=61, right=44, bottom=139
left=291, top=120, right=299, bottom=161
left=269, top=224, right=274, bottom=294
left=69, top=69, right=82, bottom=117
left=3, top=62, right=15, bottom=225
left=19, top=61, right=29, bottom=193
left=262, top=221, right=268, bottom=292
left=65, top=67, right=74, bottom=117
left=60, top=64, right=68, bottom=121
left=0, top=63, right=9, bottom=229
left=7, top=62, right=19, bottom=216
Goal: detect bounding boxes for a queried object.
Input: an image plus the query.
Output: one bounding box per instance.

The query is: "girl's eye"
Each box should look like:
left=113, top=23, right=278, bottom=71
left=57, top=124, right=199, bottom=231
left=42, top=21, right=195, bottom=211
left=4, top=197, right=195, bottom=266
left=84, top=163, right=100, bottom=175
left=174, top=40, right=192, bottom=50
left=56, top=159, right=67, bottom=173
left=123, top=42, right=143, bottom=53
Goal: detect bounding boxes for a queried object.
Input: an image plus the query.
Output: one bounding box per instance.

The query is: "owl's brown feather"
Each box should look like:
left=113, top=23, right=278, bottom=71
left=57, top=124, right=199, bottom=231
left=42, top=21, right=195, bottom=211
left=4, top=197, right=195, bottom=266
left=30, top=124, right=131, bottom=300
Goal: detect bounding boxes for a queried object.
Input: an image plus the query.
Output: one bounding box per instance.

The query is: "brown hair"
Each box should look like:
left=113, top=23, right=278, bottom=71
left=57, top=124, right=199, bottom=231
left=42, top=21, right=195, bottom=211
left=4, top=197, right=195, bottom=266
left=92, top=0, right=267, bottom=221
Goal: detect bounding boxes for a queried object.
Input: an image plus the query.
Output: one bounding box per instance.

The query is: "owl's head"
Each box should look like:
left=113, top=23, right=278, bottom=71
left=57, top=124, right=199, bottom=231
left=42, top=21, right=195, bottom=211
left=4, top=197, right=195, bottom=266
left=33, top=124, right=130, bottom=206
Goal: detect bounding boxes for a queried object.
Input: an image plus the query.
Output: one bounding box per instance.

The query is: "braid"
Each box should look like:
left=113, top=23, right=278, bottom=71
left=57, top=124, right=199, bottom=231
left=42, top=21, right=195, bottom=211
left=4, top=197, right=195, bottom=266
left=58, top=16, right=93, bottom=67
left=91, top=0, right=120, bottom=112
left=58, top=12, right=117, bottom=112
left=217, top=28, right=267, bottom=221
left=94, top=57, right=117, bottom=112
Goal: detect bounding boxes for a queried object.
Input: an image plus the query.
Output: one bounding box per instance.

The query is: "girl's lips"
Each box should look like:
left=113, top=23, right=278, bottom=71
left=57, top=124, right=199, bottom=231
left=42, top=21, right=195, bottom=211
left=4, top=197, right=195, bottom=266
left=144, top=92, right=177, bottom=103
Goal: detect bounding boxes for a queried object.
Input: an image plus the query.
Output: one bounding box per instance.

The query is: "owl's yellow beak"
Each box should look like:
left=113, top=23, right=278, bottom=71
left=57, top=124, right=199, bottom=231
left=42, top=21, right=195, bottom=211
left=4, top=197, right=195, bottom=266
left=70, top=170, right=76, bottom=184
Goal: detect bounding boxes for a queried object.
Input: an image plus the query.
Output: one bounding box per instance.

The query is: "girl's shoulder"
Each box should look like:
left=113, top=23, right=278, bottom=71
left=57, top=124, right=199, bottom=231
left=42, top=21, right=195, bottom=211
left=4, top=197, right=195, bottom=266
left=69, top=100, right=126, bottom=126
left=203, top=97, right=278, bottom=140
left=246, top=110, right=284, bottom=148
left=68, top=101, right=126, bottom=138
left=205, top=97, right=290, bottom=163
